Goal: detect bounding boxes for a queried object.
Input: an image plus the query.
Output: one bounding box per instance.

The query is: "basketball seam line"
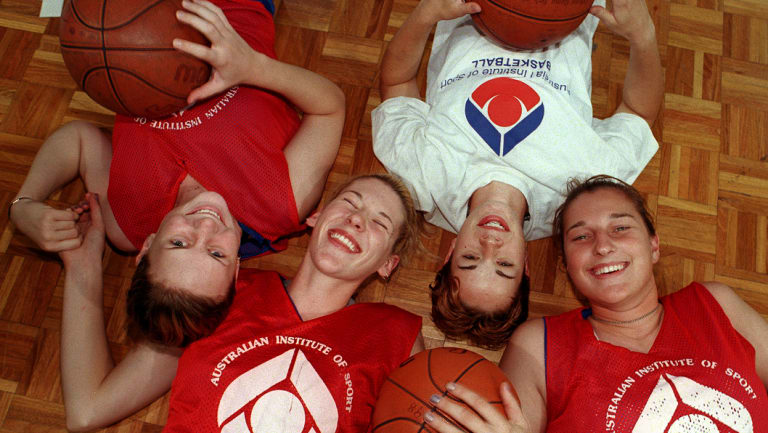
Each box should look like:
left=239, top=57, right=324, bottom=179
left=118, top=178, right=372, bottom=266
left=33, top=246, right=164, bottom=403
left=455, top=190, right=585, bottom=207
left=483, top=0, right=589, bottom=22
left=68, top=0, right=169, bottom=31
left=60, top=45, right=179, bottom=51
left=81, top=66, right=190, bottom=100
left=98, top=0, right=130, bottom=115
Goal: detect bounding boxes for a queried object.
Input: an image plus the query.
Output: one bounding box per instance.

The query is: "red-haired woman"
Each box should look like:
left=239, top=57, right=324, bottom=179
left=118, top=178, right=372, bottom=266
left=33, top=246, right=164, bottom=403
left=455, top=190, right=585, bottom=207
left=10, top=0, right=344, bottom=346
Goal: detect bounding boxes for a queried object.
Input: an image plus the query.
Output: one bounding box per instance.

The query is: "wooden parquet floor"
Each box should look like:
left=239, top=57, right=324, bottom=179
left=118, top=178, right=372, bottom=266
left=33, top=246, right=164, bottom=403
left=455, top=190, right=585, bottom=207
left=0, top=0, right=767, bottom=430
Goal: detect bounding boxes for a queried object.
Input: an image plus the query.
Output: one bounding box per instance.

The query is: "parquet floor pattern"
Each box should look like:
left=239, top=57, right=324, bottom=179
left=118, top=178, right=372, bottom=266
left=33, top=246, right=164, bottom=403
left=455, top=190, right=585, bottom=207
left=0, top=0, right=766, bottom=430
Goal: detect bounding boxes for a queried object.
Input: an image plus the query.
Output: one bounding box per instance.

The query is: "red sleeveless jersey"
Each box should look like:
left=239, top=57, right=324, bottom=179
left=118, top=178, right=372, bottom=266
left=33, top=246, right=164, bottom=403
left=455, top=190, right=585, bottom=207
left=107, top=0, right=302, bottom=251
left=164, top=269, right=422, bottom=432
left=545, top=282, right=768, bottom=432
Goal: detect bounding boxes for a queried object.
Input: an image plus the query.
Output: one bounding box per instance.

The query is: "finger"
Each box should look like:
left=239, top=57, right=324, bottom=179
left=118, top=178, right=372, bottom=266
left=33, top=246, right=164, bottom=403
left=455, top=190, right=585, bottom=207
left=500, top=382, right=526, bottom=425
left=51, top=208, right=79, bottom=222
left=424, top=409, right=465, bottom=433
left=589, top=5, right=616, bottom=27
left=173, top=37, right=213, bottom=63
left=87, top=193, right=105, bottom=230
left=445, top=382, right=506, bottom=424
left=464, top=1, right=482, bottom=14
left=192, top=0, right=232, bottom=31
left=430, top=389, right=487, bottom=432
left=53, top=236, right=84, bottom=252
left=52, top=219, right=77, bottom=231
left=179, top=0, right=226, bottom=38
left=187, top=79, right=225, bottom=104
left=176, top=8, right=222, bottom=44
left=53, top=227, right=80, bottom=240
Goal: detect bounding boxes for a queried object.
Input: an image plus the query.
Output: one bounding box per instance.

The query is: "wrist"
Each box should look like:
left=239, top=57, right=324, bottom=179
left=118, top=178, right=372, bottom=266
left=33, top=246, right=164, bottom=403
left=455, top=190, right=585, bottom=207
left=8, top=196, right=35, bottom=220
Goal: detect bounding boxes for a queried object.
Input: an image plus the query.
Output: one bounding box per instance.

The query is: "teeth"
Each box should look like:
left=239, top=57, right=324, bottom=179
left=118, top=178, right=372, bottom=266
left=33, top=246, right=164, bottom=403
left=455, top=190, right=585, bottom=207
left=194, top=209, right=221, bottom=221
left=594, top=263, right=626, bottom=275
left=482, top=221, right=504, bottom=229
left=331, top=232, right=357, bottom=252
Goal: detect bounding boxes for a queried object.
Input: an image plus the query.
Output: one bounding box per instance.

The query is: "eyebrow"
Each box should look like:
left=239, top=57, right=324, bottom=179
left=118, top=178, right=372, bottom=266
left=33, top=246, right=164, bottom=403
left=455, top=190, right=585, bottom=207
left=565, top=213, right=638, bottom=233
left=456, top=264, right=515, bottom=280
left=346, top=189, right=394, bottom=226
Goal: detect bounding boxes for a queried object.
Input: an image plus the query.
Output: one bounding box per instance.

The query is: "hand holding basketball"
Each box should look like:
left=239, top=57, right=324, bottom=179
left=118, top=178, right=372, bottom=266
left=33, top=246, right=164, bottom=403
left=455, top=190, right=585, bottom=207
left=416, top=0, right=481, bottom=25
left=590, top=0, right=656, bottom=45
left=425, top=382, right=529, bottom=433
left=173, top=0, right=260, bottom=104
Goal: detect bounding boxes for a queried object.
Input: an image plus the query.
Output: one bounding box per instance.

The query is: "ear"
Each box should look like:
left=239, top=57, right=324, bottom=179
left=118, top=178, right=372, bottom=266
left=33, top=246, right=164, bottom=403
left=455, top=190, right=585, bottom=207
left=650, top=234, right=660, bottom=264
left=377, top=254, right=400, bottom=279
left=443, top=238, right=457, bottom=266
left=305, top=211, right=320, bottom=228
left=135, top=233, right=156, bottom=265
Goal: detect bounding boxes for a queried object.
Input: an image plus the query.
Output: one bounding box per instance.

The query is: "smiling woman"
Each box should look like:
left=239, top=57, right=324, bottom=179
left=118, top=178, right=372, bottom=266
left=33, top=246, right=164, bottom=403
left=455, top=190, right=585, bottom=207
left=58, top=173, right=426, bottom=432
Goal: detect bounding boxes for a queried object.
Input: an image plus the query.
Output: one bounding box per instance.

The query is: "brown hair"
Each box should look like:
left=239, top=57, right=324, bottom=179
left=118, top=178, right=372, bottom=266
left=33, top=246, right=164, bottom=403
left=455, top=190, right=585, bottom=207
left=331, top=173, right=424, bottom=265
left=430, top=260, right=530, bottom=349
left=126, top=256, right=235, bottom=347
left=552, top=174, right=656, bottom=265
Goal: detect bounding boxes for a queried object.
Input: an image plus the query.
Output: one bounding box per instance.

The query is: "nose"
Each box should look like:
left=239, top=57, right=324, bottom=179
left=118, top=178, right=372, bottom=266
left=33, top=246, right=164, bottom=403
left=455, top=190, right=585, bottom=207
left=192, top=216, right=221, bottom=238
left=593, top=232, right=615, bottom=256
left=479, top=233, right=503, bottom=249
left=346, top=211, right=365, bottom=231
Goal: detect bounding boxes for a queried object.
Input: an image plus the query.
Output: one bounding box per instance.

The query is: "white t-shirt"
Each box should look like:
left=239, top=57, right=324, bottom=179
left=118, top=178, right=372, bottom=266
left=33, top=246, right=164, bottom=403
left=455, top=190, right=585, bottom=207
left=372, top=5, right=658, bottom=240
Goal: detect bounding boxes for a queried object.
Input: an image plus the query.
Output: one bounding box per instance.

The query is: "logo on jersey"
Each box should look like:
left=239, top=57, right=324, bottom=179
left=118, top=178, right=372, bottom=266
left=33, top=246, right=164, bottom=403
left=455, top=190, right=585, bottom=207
left=217, top=348, right=338, bottom=433
left=633, top=373, right=753, bottom=432
left=464, top=77, right=544, bottom=156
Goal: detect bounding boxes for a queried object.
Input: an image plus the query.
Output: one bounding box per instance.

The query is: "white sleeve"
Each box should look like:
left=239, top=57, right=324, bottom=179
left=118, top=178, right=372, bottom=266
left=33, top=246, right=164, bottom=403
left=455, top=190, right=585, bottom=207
left=372, top=96, right=437, bottom=216
left=591, top=112, right=659, bottom=184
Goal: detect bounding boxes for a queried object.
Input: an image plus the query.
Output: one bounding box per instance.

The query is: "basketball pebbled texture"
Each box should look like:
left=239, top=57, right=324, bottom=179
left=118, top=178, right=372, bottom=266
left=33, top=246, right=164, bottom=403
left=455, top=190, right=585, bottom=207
left=371, top=347, right=513, bottom=432
left=60, top=0, right=211, bottom=118
left=471, top=0, right=594, bottom=50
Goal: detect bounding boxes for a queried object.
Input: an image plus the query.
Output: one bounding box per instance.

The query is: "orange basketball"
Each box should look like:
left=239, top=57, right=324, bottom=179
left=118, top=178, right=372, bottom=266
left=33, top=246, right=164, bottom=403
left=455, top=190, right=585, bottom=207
left=371, top=347, right=514, bottom=432
left=471, top=0, right=594, bottom=50
left=59, top=0, right=211, bottom=119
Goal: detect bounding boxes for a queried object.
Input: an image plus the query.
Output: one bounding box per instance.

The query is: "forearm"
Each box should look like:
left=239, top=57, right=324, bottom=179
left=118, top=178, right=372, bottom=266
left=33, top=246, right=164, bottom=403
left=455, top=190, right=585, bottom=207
left=380, top=4, right=436, bottom=96
left=618, top=31, right=663, bottom=125
left=244, top=53, right=344, bottom=116
left=60, top=266, right=115, bottom=429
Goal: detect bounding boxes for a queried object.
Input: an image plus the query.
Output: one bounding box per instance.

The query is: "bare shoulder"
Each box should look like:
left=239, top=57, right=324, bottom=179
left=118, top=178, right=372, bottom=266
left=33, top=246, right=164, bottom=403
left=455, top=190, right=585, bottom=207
left=700, top=281, right=748, bottom=314
left=501, top=318, right=545, bottom=374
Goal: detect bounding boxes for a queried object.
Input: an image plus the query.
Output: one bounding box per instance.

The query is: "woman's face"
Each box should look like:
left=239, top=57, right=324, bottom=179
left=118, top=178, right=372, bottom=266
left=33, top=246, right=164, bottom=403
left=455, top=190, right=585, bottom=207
left=562, top=188, right=659, bottom=308
left=306, top=178, right=406, bottom=282
left=140, top=191, right=241, bottom=300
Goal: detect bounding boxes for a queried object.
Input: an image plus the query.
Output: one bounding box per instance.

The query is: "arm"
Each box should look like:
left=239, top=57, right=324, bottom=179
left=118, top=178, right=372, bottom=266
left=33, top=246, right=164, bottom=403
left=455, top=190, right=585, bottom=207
left=379, top=0, right=480, bottom=100
left=174, top=0, right=344, bottom=219
left=10, top=121, right=134, bottom=252
left=591, top=0, right=663, bottom=125
left=703, top=281, right=768, bottom=388
left=499, top=319, right=547, bottom=433
left=59, top=193, right=179, bottom=431
left=410, top=332, right=426, bottom=356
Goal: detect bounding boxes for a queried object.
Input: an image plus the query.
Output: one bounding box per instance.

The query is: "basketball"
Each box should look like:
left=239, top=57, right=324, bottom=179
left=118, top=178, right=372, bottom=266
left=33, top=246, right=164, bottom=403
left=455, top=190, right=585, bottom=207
left=471, top=0, right=595, bottom=50
left=59, top=0, right=211, bottom=118
left=371, top=347, right=514, bottom=432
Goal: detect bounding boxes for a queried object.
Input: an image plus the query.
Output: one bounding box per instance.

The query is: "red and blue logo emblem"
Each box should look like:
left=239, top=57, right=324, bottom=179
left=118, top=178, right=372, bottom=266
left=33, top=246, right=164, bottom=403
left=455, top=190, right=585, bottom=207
left=465, top=77, right=544, bottom=156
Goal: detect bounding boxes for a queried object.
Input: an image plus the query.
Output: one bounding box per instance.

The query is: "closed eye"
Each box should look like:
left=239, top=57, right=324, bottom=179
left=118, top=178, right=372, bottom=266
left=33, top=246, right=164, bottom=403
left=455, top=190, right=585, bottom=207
left=344, top=198, right=358, bottom=209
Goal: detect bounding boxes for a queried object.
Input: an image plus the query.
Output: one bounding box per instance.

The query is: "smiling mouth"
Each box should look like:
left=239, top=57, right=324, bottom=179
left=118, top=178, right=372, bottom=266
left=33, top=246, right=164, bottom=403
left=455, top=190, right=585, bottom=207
left=329, top=230, right=360, bottom=253
left=478, top=215, right=510, bottom=231
left=591, top=262, right=627, bottom=276
left=188, top=207, right=223, bottom=223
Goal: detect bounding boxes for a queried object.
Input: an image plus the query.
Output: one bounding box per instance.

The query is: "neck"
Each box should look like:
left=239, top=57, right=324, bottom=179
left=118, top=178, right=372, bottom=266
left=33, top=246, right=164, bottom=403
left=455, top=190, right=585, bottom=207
left=287, top=256, right=362, bottom=321
left=174, top=175, right=206, bottom=207
left=469, top=181, right=528, bottom=222
left=589, top=288, right=663, bottom=353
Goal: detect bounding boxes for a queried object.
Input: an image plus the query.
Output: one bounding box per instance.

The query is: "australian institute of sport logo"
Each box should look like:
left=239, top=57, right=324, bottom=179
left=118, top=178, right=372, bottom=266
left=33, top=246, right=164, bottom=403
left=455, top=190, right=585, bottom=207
left=464, top=77, right=544, bottom=156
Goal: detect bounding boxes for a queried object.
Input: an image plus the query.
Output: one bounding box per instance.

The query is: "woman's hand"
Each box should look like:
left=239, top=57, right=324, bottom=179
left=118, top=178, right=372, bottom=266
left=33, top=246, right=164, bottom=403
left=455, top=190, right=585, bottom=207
left=59, top=192, right=105, bottom=271
left=425, top=381, right=530, bottom=433
left=590, top=0, right=656, bottom=46
left=415, top=0, right=481, bottom=26
left=173, top=0, right=264, bottom=104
